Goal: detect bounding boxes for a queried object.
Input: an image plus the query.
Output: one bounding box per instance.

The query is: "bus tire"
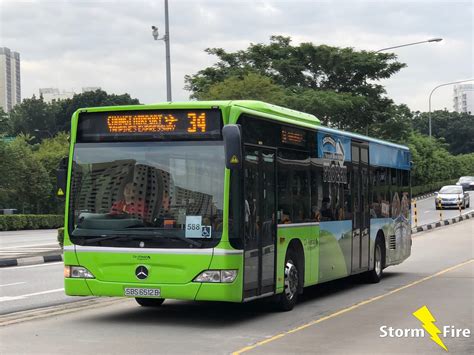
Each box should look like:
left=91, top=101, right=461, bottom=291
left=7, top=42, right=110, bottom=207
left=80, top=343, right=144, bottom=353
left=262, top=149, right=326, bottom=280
left=135, top=298, right=165, bottom=307
left=275, top=249, right=299, bottom=311
left=366, top=238, right=384, bottom=284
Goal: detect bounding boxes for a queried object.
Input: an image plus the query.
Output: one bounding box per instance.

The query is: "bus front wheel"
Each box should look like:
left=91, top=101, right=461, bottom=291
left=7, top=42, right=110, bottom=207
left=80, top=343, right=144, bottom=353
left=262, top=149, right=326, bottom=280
left=275, top=249, right=299, bottom=311
left=135, top=298, right=165, bottom=307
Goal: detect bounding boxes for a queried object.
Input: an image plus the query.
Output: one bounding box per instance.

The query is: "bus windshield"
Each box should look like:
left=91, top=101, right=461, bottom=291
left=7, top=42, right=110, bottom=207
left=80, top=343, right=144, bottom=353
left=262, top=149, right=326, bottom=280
left=69, top=141, right=225, bottom=247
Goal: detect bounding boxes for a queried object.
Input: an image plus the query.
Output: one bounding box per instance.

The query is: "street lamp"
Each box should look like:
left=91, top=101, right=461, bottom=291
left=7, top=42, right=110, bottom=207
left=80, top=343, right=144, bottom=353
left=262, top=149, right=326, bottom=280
left=375, top=38, right=443, bottom=52
left=428, top=79, right=474, bottom=137
left=151, top=0, right=172, bottom=102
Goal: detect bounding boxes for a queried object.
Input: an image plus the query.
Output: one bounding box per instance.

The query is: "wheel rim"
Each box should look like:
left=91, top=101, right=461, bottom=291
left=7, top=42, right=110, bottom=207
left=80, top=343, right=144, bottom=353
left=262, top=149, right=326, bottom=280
left=284, top=259, right=298, bottom=301
left=375, top=244, right=382, bottom=276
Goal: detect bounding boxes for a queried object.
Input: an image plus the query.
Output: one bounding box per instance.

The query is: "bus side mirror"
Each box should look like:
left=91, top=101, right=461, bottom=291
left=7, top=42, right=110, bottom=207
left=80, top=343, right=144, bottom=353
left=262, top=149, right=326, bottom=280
left=56, top=156, right=68, bottom=198
left=223, top=124, right=242, bottom=170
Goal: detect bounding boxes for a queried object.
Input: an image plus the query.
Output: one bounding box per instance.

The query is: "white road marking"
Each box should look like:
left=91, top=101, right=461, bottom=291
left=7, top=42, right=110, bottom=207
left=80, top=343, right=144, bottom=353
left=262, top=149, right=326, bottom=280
left=0, top=282, right=26, bottom=287
left=0, top=288, right=64, bottom=302
left=0, top=243, right=59, bottom=249
left=1, top=262, right=63, bottom=270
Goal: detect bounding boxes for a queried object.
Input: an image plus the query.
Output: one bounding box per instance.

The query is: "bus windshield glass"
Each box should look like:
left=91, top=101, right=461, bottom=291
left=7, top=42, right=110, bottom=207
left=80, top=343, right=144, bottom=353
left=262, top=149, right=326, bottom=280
left=69, top=141, right=225, bottom=248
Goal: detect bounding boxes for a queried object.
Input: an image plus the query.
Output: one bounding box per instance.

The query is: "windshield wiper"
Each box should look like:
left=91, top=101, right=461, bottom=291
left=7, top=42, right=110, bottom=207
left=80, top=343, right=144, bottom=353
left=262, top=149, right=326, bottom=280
left=74, top=234, right=133, bottom=245
left=123, top=228, right=203, bottom=247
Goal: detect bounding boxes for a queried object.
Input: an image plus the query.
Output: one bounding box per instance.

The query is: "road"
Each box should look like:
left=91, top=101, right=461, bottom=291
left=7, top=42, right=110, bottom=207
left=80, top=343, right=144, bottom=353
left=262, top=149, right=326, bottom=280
left=0, top=219, right=472, bottom=354
left=412, top=191, right=474, bottom=227
left=0, top=229, right=59, bottom=259
left=0, top=262, right=92, bottom=315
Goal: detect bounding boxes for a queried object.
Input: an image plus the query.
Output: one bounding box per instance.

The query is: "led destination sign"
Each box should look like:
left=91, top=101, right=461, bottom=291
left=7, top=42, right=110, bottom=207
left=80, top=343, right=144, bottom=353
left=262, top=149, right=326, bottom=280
left=77, top=109, right=222, bottom=142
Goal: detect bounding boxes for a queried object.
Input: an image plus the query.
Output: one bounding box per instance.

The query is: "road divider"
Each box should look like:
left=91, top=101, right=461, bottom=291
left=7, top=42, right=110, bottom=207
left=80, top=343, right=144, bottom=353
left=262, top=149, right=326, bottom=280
left=411, top=210, right=473, bottom=234
left=0, top=254, right=63, bottom=268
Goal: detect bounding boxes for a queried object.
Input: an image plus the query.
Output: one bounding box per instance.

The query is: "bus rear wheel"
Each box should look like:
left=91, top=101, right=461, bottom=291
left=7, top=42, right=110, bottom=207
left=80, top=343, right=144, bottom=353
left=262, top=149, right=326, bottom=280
left=275, top=250, right=299, bottom=311
left=366, top=239, right=384, bottom=283
left=135, top=298, right=165, bottom=307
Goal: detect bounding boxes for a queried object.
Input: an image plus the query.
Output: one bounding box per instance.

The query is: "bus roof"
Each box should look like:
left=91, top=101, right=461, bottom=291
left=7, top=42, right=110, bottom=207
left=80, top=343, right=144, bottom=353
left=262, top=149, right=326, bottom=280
left=76, top=100, right=408, bottom=151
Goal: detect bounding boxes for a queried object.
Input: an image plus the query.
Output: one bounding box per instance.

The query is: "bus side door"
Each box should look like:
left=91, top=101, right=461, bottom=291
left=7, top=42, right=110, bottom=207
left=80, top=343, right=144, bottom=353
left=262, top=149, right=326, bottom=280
left=243, top=146, right=277, bottom=300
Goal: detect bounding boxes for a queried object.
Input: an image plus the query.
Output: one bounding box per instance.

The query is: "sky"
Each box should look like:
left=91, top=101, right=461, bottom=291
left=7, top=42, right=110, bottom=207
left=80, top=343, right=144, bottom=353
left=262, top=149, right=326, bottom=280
left=1, top=0, right=472, bottom=112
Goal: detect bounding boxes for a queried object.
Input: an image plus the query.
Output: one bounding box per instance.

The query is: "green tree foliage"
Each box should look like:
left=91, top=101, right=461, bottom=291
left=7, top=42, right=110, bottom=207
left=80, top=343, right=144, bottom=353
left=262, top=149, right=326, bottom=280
left=411, top=110, right=474, bottom=155
left=407, top=132, right=474, bottom=186
left=0, top=135, right=51, bottom=213
left=185, top=35, right=406, bottom=133
left=7, top=89, right=140, bottom=138
left=34, top=132, right=70, bottom=213
left=0, top=107, right=10, bottom=135
left=8, top=96, right=58, bottom=140
left=53, top=89, right=140, bottom=133
left=198, top=73, right=287, bottom=104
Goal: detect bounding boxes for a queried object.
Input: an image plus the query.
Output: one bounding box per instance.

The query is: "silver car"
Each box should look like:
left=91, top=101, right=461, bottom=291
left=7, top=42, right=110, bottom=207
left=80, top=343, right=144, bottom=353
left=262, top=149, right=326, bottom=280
left=435, top=185, right=470, bottom=209
left=456, top=176, right=474, bottom=191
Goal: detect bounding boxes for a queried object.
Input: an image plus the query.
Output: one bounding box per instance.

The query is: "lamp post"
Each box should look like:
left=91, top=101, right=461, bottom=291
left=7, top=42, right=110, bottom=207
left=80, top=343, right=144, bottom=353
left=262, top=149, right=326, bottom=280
left=152, top=0, right=172, bottom=102
left=375, top=38, right=443, bottom=53
left=428, top=79, right=474, bottom=137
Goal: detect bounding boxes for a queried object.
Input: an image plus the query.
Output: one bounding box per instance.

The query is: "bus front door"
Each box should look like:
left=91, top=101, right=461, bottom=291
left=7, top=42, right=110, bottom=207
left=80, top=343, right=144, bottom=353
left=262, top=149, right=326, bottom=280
left=243, top=146, right=276, bottom=300
left=351, top=143, right=370, bottom=273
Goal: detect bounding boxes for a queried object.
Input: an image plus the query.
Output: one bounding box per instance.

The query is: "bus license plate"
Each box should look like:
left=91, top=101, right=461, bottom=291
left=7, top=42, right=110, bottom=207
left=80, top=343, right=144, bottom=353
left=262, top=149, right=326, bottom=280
left=124, top=288, right=161, bottom=297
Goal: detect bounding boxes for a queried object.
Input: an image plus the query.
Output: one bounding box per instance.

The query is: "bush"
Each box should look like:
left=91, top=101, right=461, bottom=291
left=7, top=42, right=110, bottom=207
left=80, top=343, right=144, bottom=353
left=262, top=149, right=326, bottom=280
left=0, top=214, right=64, bottom=231
left=412, top=179, right=458, bottom=197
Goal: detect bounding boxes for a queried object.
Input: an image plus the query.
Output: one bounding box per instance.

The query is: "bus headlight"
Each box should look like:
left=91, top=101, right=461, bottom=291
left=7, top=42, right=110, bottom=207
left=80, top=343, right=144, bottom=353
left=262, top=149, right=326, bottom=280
left=64, top=266, right=95, bottom=279
left=194, top=270, right=237, bottom=283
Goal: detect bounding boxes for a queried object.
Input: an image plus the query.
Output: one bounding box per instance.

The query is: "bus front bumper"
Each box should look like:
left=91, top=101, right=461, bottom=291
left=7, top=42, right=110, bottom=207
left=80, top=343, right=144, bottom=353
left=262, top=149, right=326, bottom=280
left=65, top=277, right=243, bottom=303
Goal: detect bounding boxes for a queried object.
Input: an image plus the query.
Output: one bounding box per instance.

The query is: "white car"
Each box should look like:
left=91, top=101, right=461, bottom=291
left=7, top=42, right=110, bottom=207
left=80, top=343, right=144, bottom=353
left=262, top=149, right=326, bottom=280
left=435, top=185, right=470, bottom=209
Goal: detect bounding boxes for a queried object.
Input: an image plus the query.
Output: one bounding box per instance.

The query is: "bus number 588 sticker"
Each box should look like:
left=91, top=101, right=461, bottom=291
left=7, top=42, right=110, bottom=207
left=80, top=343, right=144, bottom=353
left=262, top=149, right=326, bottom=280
left=185, top=216, right=202, bottom=238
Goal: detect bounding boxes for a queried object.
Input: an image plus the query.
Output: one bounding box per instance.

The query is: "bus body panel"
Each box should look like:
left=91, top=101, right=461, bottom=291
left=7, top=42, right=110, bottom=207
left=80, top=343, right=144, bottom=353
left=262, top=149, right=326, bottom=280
left=72, top=248, right=213, bottom=285
left=276, top=224, right=319, bottom=291
left=318, top=221, right=352, bottom=282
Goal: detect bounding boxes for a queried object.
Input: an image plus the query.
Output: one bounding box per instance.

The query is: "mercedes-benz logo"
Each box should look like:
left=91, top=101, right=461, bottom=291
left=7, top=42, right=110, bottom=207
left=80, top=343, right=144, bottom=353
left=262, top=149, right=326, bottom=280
left=135, top=266, right=149, bottom=280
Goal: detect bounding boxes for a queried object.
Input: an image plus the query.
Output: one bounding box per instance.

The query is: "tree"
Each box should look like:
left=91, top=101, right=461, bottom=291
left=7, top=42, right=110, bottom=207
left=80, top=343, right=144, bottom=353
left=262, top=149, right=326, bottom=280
left=196, top=73, right=287, bottom=104
left=0, top=135, right=51, bottom=213
left=54, top=89, right=141, bottom=132
left=412, top=110, right=474, bottom=155
left=185, top=35, right=406, bottom=133
left=34, top=132, right=70, bottom=213
left=8, top=95, right=58, bottom=140
left=0, top=107, right=10, bottom=135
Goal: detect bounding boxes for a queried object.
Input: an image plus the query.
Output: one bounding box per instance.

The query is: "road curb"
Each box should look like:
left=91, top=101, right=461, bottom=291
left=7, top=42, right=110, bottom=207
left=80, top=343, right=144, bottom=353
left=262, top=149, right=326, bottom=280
left=411, top=210, right=474, bottom=234
left=0, top=253, right=63, bottom=268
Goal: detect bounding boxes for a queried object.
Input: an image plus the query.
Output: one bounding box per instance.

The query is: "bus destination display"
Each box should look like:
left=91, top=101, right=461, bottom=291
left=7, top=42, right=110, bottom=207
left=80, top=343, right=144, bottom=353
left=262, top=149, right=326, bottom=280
left=77, top=109, right=222, bottom=142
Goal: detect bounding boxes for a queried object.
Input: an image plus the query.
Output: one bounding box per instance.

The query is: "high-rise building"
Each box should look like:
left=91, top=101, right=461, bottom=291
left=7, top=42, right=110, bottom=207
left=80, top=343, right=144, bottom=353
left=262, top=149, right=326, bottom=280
left=0, top=47, right=21, bottom=112
left=39, top=88, right=75, bottom=103
left=39, top=86, right=101, bottom=103
left=453, top=84, right=473, bottom=114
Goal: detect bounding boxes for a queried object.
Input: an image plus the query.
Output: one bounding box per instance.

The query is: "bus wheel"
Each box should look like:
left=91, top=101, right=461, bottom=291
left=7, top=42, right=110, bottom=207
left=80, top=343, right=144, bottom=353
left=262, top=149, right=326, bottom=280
left=366, top=239, right=383, bottom=283
left=276, top=250, right=299, bottom=311
left=135, top=298, right=165, bottom=307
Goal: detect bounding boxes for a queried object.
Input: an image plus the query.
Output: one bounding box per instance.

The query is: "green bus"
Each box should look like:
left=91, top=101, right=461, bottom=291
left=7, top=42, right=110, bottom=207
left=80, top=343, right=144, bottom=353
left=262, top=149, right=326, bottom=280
left=61, top=100, right=411, bottom=311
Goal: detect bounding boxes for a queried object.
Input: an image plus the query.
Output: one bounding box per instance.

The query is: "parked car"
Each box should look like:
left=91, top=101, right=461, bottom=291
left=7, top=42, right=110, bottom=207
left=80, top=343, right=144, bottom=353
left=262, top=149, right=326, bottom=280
left=435, top=185, right=470, bottom=209
left=456, top=176, right=474, bottom=191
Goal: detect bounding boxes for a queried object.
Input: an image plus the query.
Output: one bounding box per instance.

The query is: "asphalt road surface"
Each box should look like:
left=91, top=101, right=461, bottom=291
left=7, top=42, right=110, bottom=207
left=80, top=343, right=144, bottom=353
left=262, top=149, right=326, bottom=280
left=0, top=229, right=60, bottom=259
left=0, top=262, right=92, bottom=315
left=412, top=191, right=474, bottom=227
left=0, top=219, right=472, bottom=354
